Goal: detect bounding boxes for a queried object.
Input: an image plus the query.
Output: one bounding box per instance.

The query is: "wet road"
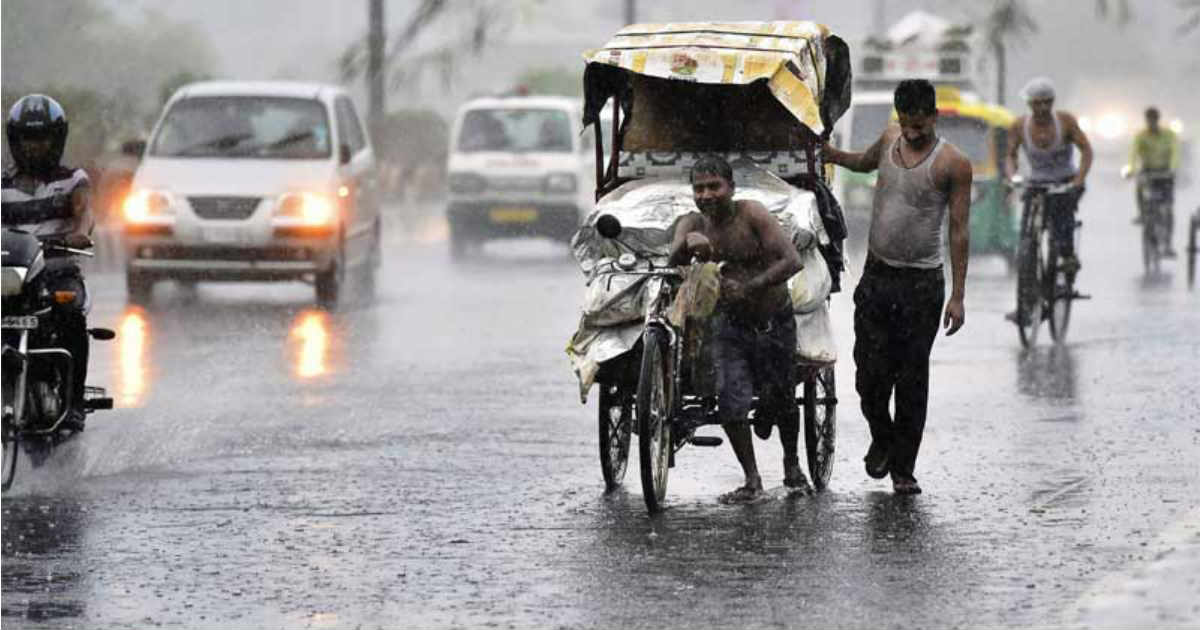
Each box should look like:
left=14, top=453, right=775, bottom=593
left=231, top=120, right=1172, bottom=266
left=3, top=174, right=1198, bottom=629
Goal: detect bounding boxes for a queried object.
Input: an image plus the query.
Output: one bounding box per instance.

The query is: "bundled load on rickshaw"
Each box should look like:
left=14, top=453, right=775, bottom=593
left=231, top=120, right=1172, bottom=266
left=567, top=21, right=853, bottom=401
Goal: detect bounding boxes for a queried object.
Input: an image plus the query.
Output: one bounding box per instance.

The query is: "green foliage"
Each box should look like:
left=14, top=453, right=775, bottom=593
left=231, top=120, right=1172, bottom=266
left=514, top=67, right=584, bottom=98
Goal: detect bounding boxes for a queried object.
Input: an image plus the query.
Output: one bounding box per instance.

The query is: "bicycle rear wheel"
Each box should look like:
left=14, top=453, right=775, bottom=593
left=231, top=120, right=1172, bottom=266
left=803, top=365, right=836, bottom=491
left=597, top=382, right=632, bottom=491
left=637, top=328, right=672, bottom=513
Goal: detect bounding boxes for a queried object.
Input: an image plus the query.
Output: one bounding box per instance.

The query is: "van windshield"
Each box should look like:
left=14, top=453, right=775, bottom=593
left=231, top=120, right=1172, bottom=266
left=849, top=102, right=893, bottom=150
left=150, top=97, right=332, bottom=159
left=934, top=116, right=990, bottom=164
left=457, top=108, right=572, bottom=153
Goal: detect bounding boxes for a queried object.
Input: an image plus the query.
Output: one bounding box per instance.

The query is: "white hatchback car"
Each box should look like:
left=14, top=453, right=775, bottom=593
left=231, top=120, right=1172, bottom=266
left=122, top=81, right=381, bottom=307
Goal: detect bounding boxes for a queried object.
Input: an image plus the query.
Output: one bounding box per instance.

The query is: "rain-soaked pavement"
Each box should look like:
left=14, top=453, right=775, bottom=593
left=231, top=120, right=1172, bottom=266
left=2, top=173, right=1198, bottom=629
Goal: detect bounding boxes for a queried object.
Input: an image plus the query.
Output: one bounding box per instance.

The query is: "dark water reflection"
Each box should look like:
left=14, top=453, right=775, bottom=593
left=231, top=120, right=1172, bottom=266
left=1017, top=344, right=1078, bottom=402
left=1, top=496, right=89, bottom=624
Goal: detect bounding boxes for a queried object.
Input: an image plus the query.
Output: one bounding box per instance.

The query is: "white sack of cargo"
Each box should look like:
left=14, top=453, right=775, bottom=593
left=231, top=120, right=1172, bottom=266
left=795, top=301, right=837, bottom=364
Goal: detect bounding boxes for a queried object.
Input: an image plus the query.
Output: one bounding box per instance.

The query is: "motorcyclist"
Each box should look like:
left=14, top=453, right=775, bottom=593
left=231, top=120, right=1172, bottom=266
left=1126, top=107, right=1181, bottom=257
left=2, top=94, right=94, bottom=431
left=1006, top=77, right=1093, bottom=275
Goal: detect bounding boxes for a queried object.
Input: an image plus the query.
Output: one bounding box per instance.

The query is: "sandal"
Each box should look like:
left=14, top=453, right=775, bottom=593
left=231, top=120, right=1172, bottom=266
left=783, top=459, right=814, bottom=495
left=892, top=478, right=922, bottom=495
left=718, top=485, right=766, bottom=505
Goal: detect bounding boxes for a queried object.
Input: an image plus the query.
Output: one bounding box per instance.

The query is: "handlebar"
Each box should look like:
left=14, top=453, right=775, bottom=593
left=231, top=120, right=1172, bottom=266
left=1007, top=176, right=1078, bottom=195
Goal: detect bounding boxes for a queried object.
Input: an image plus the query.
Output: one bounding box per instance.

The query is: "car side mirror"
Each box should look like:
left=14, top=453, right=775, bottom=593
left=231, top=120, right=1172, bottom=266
left=339, top=144, right=352, bottom=165
left=120, top=139, right=147, bottom=157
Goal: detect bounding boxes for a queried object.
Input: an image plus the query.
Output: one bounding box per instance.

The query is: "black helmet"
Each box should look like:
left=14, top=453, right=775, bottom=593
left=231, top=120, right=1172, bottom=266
left=6, top=94, right=68, bottom=176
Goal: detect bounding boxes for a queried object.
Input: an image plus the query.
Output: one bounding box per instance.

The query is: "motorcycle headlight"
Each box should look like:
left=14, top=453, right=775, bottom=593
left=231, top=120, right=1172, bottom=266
left=275, top=192, right=336, bottom=226
left=544, top=172, right=577, bottom=193
left=1, top=267, right=27, bottom=297
left=123, top=189, right=175, bottom=223
left=448, top=172, right=487, bottom=194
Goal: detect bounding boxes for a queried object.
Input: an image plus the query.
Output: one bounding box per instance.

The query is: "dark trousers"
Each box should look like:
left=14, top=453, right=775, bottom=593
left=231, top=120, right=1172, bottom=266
left=1028, top=186, right=1084, bottom=259
left=853, top=256, right=944, bottom=481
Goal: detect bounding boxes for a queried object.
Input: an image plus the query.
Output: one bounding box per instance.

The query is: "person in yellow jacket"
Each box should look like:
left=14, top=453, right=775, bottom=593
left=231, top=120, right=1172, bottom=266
left=1127, top=107, right=1181, bottom=256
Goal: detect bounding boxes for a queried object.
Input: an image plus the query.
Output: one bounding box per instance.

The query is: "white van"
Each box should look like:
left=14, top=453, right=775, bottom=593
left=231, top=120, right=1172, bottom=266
left=122, top=81, right=381, bottom=307
left=832, top=90, right=895, bottom=220
left=444, top=95, right=594, bottom=258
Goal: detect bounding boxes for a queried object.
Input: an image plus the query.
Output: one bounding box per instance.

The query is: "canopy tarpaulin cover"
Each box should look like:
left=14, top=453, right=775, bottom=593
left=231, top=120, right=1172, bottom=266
left=582, top=21, right=851, bottom=138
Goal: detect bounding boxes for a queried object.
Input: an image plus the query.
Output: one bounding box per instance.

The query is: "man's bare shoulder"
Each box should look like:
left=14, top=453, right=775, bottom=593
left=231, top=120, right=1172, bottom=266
left=736, top=198, right=775, bottom=227
left=934, top=141, right=973, bottom=184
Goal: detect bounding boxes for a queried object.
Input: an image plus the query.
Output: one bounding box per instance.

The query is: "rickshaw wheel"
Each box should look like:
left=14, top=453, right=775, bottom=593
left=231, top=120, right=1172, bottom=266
left=803, top=365, right=836, bottom=491
left=598, top=382, right=632, bottom=491
left=637, top=327, right=671, bottom=513
left=1, top=420, right=18, bottom=492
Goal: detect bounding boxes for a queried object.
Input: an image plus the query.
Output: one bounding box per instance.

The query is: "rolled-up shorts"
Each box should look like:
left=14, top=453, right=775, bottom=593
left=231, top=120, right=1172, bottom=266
left=712, top=307, right=797, bottom=426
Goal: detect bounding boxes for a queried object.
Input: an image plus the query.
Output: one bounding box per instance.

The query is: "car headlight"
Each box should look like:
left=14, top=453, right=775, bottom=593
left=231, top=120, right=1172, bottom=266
left=123, top=189, right=175, bottom=223
left=544, top=172, right=577, bottom=193
left=275, top=192, right=335, bottom=226
left=448, top=172, right=486, bottom=194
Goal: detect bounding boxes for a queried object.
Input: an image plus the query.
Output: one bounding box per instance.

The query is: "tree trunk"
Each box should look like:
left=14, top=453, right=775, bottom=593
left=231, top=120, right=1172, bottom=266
left=368, top=0, right=385, bottom=134
left=994, top=39, right=1006, bottom=106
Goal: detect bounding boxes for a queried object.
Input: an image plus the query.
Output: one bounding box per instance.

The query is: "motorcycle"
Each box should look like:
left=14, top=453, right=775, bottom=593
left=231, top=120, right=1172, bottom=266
left=2, top=227, right=114, bottom=491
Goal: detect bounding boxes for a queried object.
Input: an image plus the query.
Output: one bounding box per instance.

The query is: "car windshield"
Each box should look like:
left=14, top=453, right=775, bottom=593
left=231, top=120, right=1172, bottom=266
left=457, top=108, right=573, bottom=153
left=849, top=102, right=894, bottom=150
left=936, top=116, right=990, bottom=164
left=150, top=96, right=332, bottom=159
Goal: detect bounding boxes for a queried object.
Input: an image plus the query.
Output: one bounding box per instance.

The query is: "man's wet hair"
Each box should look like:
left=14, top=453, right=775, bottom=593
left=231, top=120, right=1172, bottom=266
left=894, top=79, right=937, bottom=117
left=1146, top=107, right=1160, bottom=120
left=690, top=154, right=734, bottom=185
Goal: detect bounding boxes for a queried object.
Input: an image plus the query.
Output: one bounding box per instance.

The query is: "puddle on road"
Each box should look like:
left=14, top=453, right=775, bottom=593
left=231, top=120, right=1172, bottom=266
left=116, top=307, right=151, bottom=407
left=289, top=310, right=332, bottom=379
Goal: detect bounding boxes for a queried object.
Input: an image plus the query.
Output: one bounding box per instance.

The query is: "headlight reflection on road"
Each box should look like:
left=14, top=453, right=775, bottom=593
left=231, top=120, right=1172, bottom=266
left=290, top=310, right=331, bottom=379
left=117, top=307, right=150, bottom=407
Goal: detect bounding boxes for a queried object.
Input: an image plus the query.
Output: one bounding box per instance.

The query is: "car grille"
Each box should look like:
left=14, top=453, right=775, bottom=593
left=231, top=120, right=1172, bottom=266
left=189, top=196, right=260, bottom=220
left=486, top=176, right=543, bottom=192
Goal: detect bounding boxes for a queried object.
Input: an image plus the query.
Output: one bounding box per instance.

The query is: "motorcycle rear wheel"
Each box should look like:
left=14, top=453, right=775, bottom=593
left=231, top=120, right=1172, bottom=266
left=2, top=418, right=18, bottom=491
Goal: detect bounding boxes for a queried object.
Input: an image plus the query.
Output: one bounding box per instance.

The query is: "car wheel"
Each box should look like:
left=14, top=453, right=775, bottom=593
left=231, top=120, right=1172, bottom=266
left=316, top=241, right=345, bottom=310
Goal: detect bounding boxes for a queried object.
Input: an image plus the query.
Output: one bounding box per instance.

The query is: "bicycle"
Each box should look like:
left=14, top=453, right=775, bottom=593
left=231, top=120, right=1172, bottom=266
left=1136, top=171, right=1175, bottom=276
left=590, top=215, right=837, bottom=513
left=1010, top=177, right=1089, bottom=348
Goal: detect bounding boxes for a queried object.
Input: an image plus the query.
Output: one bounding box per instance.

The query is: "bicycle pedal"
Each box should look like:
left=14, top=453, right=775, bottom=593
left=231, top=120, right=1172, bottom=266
left=688, top=436, right=724, bottom=447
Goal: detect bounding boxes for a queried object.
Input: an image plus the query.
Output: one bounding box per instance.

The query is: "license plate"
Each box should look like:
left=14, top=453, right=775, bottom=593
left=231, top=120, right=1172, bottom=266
left=1, top=315, right=38, bottom=330
left=202, top=226, right=254, bottom=244
left=489, top=207, right=538, bottom=224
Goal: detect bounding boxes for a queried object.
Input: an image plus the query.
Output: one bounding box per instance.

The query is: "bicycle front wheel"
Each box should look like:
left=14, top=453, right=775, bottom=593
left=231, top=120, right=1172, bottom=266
left=1047, top=253, right=1073, bottom=343
left=637, top=328, right=672, bottom=513
left=1015, top=213, right=1045, bottom=348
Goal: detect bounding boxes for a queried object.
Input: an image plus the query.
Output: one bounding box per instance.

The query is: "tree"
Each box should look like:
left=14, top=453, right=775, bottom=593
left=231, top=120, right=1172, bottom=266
left=981, top=0, right=1038, bottom=106
left=339, top=0, right=540, bottom=101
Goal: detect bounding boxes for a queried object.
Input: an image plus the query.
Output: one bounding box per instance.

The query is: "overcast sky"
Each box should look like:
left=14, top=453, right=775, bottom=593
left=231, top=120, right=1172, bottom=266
left=111, top=0, right=1197, bottom=126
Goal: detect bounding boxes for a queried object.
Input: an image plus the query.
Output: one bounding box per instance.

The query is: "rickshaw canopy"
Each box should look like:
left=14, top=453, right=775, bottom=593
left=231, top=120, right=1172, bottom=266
left=582, top=21, right=852, bottom=140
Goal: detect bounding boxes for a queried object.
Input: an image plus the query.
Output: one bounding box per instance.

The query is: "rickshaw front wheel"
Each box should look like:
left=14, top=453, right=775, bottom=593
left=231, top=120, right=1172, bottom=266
left=637, top=327, right=672, bottom=513
left=803, top=364, right=837, bottom=491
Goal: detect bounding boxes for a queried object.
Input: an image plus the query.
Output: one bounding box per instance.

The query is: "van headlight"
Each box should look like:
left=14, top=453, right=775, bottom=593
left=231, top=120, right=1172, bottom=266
left=544, top=172, right=577, bottom=193
left=123, top=189, right=175, bottom=223
left=275, top=192, right=336, bottom=226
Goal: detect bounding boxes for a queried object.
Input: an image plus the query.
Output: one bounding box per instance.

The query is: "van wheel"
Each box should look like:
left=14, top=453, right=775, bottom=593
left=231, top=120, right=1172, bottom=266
left=316, top=245, right=344, bottom=310
left=126, top=270, right=153, bottom=305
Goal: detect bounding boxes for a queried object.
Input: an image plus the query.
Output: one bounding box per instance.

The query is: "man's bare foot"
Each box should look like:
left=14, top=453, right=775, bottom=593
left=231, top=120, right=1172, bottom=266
left=783, top=458, right=814, bottom=495
left=718, top=484, right=766, bottom=504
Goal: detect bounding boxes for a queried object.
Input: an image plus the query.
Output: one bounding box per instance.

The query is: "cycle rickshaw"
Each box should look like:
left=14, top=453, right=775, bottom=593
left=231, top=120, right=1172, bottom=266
left=566, top=21, right=852, bottom=512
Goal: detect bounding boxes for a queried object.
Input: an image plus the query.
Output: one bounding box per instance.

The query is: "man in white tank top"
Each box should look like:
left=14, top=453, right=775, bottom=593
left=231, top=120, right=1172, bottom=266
left=1006, top=77, right=1093, bottom=272
left=822, top=79, right=974, bottom=495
